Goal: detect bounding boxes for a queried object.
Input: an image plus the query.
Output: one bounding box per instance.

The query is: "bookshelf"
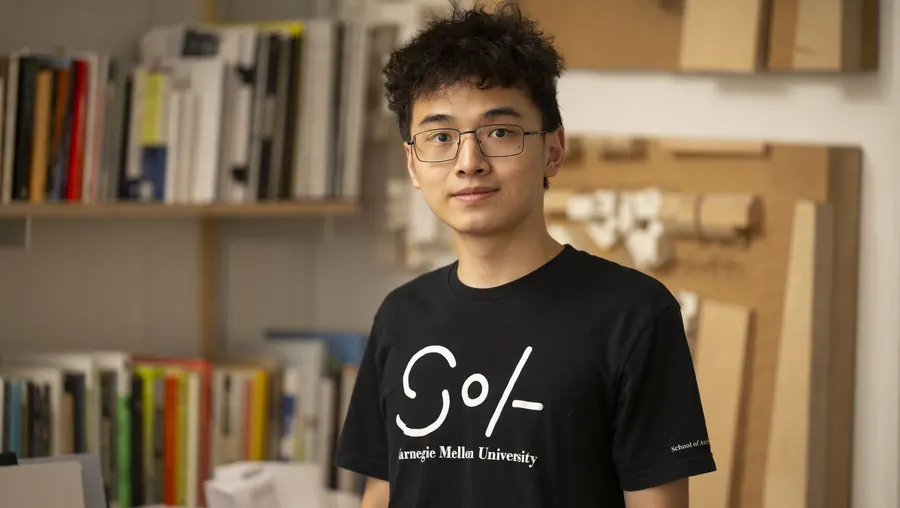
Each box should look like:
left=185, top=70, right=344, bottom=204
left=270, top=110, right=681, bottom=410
left=0, top=0, right=381, bottom=504
left=0, top=201, right=359, bottom=219
left=0, top=0, right=375, bottom=355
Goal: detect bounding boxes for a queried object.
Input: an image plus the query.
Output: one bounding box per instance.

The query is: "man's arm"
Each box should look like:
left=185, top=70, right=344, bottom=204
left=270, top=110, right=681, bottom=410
left=610, top=303, right=715, bottom=503
left=623, top=478, right=688, bottom=508
left=361, top=477, right=390, bottom=508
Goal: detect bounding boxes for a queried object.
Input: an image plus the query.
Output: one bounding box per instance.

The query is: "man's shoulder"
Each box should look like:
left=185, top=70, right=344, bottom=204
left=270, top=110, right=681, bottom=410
left=576, top=248, right=673, bottom=300
left=568, top=248, right=677, bottom=310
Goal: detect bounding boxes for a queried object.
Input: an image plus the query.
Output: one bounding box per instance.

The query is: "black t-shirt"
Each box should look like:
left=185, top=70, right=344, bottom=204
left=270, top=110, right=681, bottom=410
left=335, top=244, right=716, bottom=507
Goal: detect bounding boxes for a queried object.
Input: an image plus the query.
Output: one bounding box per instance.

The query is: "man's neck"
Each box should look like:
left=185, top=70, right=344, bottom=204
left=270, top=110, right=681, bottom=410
left=452, top=220, right=564, bottom=289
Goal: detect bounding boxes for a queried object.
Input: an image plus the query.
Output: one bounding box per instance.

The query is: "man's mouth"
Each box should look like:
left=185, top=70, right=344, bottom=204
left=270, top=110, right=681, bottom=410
left=453, top=187, right=499, bottom=202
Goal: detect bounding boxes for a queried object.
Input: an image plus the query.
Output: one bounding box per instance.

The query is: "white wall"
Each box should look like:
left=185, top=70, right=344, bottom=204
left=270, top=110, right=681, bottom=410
left=0, top=0, right=896, bottom=505
left=555, top=5, right=899, bottom=508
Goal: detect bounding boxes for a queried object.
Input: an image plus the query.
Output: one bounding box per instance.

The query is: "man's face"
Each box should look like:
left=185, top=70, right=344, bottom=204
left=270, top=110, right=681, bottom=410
left=405, top=83, right=565, bottom=238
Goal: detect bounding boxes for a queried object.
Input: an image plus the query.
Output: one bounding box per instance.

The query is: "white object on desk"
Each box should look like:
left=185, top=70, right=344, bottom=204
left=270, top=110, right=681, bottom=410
left=206, top=466, right=280, bottom=508
left=213, top=461, right=333, bottom=508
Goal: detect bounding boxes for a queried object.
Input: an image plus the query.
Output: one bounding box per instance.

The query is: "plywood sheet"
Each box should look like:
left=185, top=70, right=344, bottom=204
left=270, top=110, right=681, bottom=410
left=679, top=0, right=768, bottom=72
left=762, top=201, right=833, bottom=508
left=823, top=148, right=860, bottom=508
left=691, top=299, right=753, bottom=508
left=510, top=0, right=683, bottom=70
left=768, top=0, right=879, bottom=71
left=546, top=138, right=861, bottom=508
left=658, top=139, right=769, bottom=157
left=510, top=0, right=878, bottom=72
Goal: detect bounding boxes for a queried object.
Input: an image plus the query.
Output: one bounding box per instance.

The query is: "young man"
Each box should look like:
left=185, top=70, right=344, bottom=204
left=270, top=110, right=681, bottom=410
left=335, top=3, right=716, bottom=507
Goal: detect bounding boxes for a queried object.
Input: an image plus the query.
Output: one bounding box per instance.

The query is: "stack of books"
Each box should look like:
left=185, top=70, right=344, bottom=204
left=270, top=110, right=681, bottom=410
left=0, top=18, right=371, bottom=206
left=0, top=331, right=365, bottom=508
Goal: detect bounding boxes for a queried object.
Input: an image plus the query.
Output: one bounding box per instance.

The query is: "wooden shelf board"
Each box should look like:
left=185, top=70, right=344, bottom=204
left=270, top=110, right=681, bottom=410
left=0, top=201, right=360, bottom=218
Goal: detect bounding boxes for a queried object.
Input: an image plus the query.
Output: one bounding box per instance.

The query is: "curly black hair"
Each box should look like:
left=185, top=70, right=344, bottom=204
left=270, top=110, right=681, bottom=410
left=383, top=1, right=565, bottom=188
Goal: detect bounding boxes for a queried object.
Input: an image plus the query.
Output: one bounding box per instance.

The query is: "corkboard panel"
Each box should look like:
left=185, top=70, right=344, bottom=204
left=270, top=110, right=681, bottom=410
left=506, top=0, right=879, bottom=72
left=547, top=139, right=860, bottom=508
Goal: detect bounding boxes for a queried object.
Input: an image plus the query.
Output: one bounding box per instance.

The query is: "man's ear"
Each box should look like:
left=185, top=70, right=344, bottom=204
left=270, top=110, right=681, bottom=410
left=405, top=142, right=421, bottom=189
left=544, top=128, right=565, bottom=179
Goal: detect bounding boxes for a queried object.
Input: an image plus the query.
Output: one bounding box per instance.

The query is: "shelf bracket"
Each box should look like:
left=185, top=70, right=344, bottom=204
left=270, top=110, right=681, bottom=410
left=0, top=217, right=30, bottom=250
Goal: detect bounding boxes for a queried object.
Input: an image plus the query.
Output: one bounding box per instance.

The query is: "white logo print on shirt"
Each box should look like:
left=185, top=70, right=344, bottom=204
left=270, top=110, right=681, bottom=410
left=395, top=345, right=544, bottom=438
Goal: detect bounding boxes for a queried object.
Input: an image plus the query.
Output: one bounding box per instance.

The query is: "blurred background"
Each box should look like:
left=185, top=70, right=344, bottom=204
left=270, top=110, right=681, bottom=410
left=0, top=0, right=894, bottom=507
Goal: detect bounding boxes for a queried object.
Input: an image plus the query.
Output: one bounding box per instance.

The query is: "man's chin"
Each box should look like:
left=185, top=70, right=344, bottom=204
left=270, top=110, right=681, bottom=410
left=445, top=218, right=506, bottom=238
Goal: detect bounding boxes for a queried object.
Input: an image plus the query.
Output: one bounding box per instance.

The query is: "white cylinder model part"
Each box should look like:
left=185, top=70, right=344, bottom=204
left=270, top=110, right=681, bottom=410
left=675, top=290, right=700, bottom=337
left=586, top=220, right=620, bottom=250
left=616, top=192, right=637, bottom=234
left=631, top=187, right=663, bottom=220
left=625, top=219, right=674, bottom=270
left=593, top=189, right=618, bottom=218
left=566, top=193, right=598, bottom=221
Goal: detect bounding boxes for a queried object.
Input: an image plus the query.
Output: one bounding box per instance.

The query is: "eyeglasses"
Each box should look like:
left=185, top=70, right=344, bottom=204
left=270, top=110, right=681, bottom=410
left=407, top=124, right=547, bottom=163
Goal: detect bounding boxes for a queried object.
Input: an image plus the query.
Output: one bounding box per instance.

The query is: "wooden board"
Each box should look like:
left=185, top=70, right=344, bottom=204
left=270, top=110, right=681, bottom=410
left=768, top=0, right=880, bottom=70
left=658, top=138, right=769, bottom=157
left=510, top=0, right=879, bottom=72
left=679, top=0, right=768, bottom=72
left=545, top=138, right=861, bottom=508
left=763, top=201, right=833, bottom=508
left=691, top=299, right=753, bottom=508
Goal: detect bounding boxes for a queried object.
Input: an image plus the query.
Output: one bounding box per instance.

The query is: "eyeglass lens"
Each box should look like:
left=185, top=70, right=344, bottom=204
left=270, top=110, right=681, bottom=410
left=413, top=124, right=526, bottom=162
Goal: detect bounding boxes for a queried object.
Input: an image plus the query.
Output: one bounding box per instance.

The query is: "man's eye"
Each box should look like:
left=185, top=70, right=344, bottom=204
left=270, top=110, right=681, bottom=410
left=490, top=128, right=509, bottom=138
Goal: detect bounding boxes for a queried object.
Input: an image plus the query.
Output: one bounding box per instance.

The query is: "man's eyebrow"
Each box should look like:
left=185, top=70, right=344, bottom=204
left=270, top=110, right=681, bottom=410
left=483, top=106, right=522, bottom=120
left=417, top=113, right=453, bottom=127
left=416, top=107, right=522, bottom=128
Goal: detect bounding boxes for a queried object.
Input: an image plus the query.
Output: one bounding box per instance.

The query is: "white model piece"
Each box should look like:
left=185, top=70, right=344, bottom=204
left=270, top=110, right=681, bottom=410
left=675, top=290, right=700, bottom=339
left=615, top=192, right=638, bottom=234
left=624, top=219, right=674, bottom=270
left=593, top=189, right=618, bottom=218
left=631, top=187, right=663, bottom=221
left=566, top=193, right=598, bottom=221
left=586, top=220, right=619, bottom=250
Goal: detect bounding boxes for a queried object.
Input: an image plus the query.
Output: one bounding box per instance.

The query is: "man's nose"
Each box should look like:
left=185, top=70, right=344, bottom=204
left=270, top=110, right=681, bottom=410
left=455, top=133, right=490, bottom=176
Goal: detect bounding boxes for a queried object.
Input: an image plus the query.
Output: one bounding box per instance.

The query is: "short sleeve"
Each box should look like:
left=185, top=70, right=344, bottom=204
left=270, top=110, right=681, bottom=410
left=334, top=314, right=390, bottom=481
left=612, top=303, right=717, bottom=491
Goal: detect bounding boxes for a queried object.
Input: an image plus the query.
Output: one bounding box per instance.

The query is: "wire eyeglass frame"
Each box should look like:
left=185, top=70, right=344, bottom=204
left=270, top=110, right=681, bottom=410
left=406, top=124, right=548, bottom=163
